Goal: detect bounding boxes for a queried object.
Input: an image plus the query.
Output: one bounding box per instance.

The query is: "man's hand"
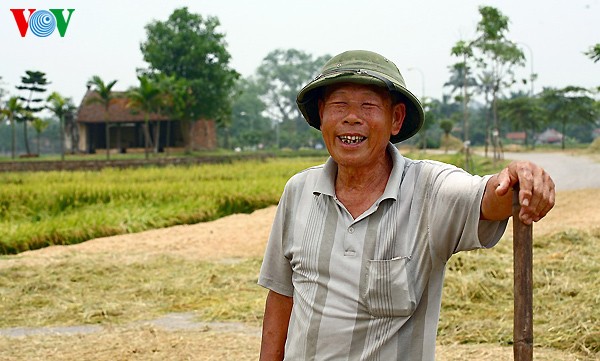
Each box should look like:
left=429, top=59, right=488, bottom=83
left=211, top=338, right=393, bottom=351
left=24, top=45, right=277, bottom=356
left=482, top=161, right=555, bottom=224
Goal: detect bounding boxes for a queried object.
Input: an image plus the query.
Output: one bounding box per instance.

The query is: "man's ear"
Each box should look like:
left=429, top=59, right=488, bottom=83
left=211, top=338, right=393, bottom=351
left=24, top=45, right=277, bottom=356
left=391, top=103, right=406, bottom=136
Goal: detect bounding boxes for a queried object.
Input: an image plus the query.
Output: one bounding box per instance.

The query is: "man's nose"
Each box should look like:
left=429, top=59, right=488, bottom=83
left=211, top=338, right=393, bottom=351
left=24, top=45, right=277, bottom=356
left=343, top=104, right=364, bottom=124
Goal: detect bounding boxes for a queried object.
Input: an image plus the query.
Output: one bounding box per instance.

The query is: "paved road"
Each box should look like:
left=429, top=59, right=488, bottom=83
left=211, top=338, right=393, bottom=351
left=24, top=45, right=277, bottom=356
left=503, top=152, right=600, bottom=191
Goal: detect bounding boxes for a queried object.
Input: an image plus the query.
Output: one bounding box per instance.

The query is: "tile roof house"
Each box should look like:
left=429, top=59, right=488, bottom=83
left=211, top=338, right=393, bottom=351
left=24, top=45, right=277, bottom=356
left=535, top=128, right=563, bottom=144
left=505, top=131, right=527, bottom=144
left=76, top=90, right=217, bottom=153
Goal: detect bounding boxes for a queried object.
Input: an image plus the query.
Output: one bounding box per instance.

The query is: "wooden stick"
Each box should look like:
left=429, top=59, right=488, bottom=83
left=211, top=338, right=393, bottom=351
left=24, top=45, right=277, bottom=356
left=513, top=186, right=533, bottom=361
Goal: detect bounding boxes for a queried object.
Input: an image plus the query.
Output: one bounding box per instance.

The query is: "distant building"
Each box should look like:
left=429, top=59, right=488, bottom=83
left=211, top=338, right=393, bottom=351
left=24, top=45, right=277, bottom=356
left=536, top=128, right=563, bottom=144
left=505, top=131, right=527, bottom=144
left=76, top=90, right=216, bottom=154
left=593, top=128, right=600, bottom=139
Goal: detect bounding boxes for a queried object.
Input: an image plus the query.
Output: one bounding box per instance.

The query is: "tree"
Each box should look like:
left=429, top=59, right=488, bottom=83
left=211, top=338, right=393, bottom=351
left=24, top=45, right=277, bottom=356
left=16, top=70, right=50, bottom=155
left=448, top=41, right=477, bottom=172
left=140, top=7, right=239, bottom=150
left=46, top=92, right=76, bottom=161
left=1, top=97, right=24, bottom=159
left=445, top=54, right=476, bottom=142
left=152, top=73, right=181, bottom=156
left=228, top=77, right=273, bottom=149
left=86, top=75, right=117, bottom=160
left=419, top=98, right=441, bottom=149
left=474, top=70, right=496, bottom=157
left=439, top=119, right=455, bottom=153
left=473, top=6, right=525, bottom=161
left=255, top=49, right=330, bottom=149
left=540, top=86, right=598, bottom=149
left=126, top=75, right=161, bottom=159
left=31, top=117, right=50, bottom=155
left=585, top=43, right=600, bottom=63
left=498, top=93, right=544, bottom=149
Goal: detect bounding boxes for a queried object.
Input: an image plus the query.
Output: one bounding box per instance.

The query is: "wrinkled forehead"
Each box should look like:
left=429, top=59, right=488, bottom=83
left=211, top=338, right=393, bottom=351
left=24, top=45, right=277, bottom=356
left=322, top=82, right=392, bottom=102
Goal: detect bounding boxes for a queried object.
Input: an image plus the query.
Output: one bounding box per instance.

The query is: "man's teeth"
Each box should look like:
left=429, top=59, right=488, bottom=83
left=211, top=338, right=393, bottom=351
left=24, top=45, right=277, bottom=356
left=339, top=135, right=365, bottom=144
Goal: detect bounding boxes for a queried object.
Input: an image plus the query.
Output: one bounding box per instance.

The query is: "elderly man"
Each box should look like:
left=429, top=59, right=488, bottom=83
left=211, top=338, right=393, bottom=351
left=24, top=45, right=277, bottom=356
left=258, top=50, right=554, bottom=361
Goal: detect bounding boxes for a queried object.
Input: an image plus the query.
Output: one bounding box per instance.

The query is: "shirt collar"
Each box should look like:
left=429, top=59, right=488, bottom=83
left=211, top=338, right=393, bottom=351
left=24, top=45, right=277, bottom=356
left=313, top=143, right=406, bottom=201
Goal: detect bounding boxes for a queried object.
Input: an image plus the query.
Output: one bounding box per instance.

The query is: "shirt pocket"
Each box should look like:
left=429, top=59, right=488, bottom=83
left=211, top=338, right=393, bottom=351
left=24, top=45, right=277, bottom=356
left=364, top=256, right=416, bottom=317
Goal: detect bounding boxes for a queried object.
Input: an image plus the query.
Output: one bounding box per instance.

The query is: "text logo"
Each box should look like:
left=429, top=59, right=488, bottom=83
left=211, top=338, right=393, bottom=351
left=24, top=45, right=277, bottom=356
left=10, top=9, right=75, bottom=37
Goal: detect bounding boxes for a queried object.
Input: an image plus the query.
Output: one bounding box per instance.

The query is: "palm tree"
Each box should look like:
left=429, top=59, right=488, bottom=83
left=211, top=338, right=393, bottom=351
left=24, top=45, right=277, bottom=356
left=155, top=74, right=180, bottom=157
left=31, top=118, right=50, bottom=155
left=86, top=75, right=117, bottom=160
left=1, top=97, right=24, bottom=159
left=126, top=75, right=160, bottom=159
left=47, top=92, right=76, bottom=161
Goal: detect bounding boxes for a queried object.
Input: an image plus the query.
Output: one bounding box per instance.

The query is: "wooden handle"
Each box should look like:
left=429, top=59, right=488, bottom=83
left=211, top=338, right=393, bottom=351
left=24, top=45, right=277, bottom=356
left=513, top=186, right=533, bottom=361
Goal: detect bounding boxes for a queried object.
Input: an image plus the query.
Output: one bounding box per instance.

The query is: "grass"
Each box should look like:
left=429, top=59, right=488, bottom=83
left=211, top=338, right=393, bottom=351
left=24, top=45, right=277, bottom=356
left=0, top=255, right=266, bottom=328
left=0, top=157, right=326, bottom=254
left=0, top=151, right=504, bottom=255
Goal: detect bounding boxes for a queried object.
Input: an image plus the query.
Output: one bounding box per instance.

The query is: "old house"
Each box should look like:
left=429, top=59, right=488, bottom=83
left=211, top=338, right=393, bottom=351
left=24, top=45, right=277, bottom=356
left=76, top=90, right=217, bottom=154
left=536, top=128, right=563, bottom=144
left=505, top=131, right=527, bottom=144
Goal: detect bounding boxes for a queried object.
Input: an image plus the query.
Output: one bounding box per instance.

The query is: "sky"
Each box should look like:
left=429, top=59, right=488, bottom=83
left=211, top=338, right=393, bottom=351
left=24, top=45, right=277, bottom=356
left=1, top=0, right=599, bottom=108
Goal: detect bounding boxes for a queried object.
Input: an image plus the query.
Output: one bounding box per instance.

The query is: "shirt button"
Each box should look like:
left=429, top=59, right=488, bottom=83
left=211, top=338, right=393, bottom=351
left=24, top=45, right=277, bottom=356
left=348, top=227, right=354, bottom=234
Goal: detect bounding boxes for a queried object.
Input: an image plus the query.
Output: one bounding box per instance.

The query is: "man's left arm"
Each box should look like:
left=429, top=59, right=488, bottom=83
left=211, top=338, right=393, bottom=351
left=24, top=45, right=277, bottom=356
left=481, top=161, right=555, bottom=225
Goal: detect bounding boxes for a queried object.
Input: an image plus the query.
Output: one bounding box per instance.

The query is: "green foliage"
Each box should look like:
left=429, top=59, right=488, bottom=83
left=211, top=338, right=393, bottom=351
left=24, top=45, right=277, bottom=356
left=31, top=118, right=50, bottom=155
left=473, top=6, right=525, bottom=131
left=255, top=49, right=330, bottom=149
left=46, top=92, right=77, bottom=160
left=140, top=7, right=239, bottom=124
left=448, top=5, right=525, bottom=151
left=476, top=6, right=510, bottom=41
left=540, top=86, right=598, bottom=149
left=225, top=77, right=274, bottom=150
left=15, top=70, right=50, bottom=154
left=1, top=96, right=24, bottom=159
left=16, top=70, right=50, bottom=114
left=86, top=76, right=117, bottom=109
left=126, top=75, right=162, bottom=157
left=439, top=119, right=454, bottom=135
left=86, top=75, right=118, bottom=160
left=497, top=94, right=544, bottom=148
left=585, top=43, right=600, bottom=63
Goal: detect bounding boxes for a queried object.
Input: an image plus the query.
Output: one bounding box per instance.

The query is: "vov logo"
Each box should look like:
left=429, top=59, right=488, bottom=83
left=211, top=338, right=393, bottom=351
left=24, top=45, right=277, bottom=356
left=10, top=9, right=75, bottom=37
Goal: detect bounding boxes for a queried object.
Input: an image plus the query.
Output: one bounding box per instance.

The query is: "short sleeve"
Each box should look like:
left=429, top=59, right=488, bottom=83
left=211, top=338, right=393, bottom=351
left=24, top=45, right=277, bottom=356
left=428, top=168, right=508, bottom=261
left=258, top=185, right=294, bottom=297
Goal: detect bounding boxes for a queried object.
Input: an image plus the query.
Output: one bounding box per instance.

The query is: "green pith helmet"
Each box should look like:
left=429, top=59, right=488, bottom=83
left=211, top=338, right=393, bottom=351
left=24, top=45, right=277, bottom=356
left=296, top=50, right=425, bottom=144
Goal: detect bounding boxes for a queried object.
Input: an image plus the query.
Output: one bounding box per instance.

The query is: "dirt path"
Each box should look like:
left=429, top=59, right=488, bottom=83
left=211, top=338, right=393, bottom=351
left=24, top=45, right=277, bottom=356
left=504, top=151, right=600, bottom=191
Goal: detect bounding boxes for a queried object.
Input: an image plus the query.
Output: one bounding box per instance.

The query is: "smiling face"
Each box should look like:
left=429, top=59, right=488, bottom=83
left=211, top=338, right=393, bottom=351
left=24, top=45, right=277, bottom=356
left=318, top=83, right=405, bottom=170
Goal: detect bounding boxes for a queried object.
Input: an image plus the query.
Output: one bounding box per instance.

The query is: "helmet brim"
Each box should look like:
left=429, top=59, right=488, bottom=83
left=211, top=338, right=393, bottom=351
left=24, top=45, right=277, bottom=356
left=297, top=70, right=424, bottom=144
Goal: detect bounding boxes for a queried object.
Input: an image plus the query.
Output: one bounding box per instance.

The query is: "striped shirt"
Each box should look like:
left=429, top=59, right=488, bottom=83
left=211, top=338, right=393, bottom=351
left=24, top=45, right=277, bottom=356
left=258, top=143, right=507, bottom=360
